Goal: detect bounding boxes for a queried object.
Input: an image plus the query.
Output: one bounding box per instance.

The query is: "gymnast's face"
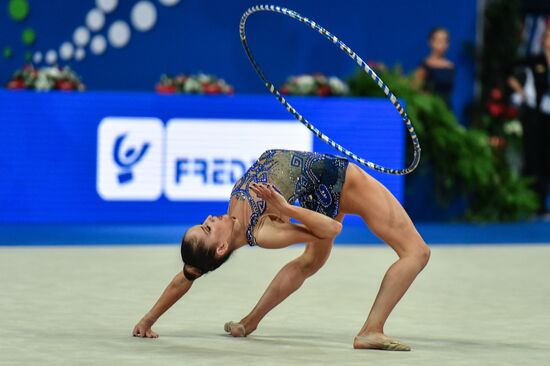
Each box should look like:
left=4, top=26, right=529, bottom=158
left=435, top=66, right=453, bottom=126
left=430, top=30, right=449, bottom=55
left=188, top=215, right=236, bottom=252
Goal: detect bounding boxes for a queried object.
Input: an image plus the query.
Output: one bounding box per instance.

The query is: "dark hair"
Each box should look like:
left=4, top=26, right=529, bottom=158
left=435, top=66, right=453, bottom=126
left=428, top=27, right=449, bottom=41
left=180, top=229, right=233, bottom=281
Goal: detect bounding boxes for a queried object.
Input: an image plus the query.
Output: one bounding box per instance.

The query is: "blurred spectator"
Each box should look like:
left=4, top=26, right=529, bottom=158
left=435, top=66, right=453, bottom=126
left=413, top=27, right=456, bottom=108
left=507, top=28, right=550, bottom=216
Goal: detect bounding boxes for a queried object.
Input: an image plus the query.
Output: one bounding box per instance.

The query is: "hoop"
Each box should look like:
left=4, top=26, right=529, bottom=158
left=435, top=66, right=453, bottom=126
left=239, top=5, right=421, bottom=175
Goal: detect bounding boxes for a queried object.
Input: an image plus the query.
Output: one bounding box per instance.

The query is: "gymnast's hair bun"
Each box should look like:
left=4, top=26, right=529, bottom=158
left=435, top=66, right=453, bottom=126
left=183, top=264, right=203, bottom=281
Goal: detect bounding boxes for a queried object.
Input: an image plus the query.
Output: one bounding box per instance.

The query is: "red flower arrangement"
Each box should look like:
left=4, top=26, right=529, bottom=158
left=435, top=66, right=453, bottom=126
left=6, top=64, right=85, bottom=91
left=155, top=73, right=234, bottom=95
left=483, top=87, right=523, bottom=152
left=485, top=87, right=518, bottom=119
left=280, top=73, right=349, bottom=97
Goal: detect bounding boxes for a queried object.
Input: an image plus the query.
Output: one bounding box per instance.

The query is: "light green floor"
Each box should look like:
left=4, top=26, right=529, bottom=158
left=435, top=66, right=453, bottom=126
left=1, top=244, right=549, bottom=366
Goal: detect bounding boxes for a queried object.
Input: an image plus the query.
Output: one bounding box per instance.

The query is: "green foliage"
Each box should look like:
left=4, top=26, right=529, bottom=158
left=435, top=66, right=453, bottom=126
left=348, top=66, right=538, bottom=222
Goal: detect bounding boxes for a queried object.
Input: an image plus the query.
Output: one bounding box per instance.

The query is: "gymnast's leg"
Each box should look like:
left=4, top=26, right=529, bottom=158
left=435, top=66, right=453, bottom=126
left=224, top=222, right=341, bottom=337
left=340, top=164, right=430, bottom=351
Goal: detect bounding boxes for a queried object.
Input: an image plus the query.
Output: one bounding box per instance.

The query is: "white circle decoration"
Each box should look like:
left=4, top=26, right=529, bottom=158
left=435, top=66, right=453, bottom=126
left=90, top=35, right=107, bottom=55
left=73, top=27, right=91, bottom=47
left=75, top=48, right=86, bottom=61
left=86, top=9, right=105, bottom=31
left=59, top=42, right=75, bottom=60
left=33, top=51, right=43, bottom=64
left=131, top=1, right=157, bottom=32
left=45, top=50, right=58, bottom=64
left=158, top=0, right=180, bottom=6
left=34, top=0, right=177, bottom=64
left=108, top=20, right=131, bottom=48
left=96, top=0, right=118, bottom=13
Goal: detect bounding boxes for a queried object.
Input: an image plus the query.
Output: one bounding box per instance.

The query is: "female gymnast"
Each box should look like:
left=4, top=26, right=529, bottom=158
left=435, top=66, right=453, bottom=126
left=133, top=149, right=430, bottom=351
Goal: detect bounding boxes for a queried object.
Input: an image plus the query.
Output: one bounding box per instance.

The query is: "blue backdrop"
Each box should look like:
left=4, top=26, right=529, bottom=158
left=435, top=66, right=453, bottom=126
left=0, top=0, right=477, bottom=122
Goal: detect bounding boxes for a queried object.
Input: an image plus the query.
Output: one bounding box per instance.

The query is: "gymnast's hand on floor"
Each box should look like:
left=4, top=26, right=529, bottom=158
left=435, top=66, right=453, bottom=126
left=132, top=318, right=159, bottom=338
left=250, top=183, right=290, bottom=215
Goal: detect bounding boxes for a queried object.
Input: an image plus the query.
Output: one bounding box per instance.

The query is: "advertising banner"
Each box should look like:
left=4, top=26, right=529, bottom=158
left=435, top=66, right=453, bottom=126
left=0, top=91, right=403, bottom=225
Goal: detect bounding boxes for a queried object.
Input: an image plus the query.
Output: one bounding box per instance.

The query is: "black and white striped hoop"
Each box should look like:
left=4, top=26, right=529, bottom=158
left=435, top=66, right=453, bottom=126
left=240, top=5, right=421, bottom=175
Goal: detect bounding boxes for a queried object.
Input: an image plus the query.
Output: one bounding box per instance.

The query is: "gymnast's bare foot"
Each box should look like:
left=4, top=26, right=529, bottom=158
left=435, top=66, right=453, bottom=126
left=224, top=320, right=257, bottom=337
left=353, top=332, right=411, bottom=351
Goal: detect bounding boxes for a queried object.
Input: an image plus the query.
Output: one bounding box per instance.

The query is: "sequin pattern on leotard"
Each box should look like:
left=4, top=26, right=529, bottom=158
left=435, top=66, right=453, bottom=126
left=230, top=149, right=348, bottom=246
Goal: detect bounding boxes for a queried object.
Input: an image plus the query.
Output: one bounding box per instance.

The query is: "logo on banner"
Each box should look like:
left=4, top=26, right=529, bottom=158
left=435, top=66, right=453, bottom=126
left=97, top=118, right=163, bottom=201
left=113, top=134, right=150, bottom=184
left=96, top=118, right=312, bottom=201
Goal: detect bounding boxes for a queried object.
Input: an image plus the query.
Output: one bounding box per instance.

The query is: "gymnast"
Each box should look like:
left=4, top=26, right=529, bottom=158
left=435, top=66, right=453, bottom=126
left=133, top=149, right=430, bottom=351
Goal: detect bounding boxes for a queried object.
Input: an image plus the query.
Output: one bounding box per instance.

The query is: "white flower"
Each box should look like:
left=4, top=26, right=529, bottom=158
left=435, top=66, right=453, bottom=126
left=503, top=119, right=523, bottom=137
left=197, top=73, right=210, bottom=83
left=183, top=78, right=202, bottom=93
left=296, top=75, right=314, bottom=86
left=42, top=66, right=61, bottom=78
left=328, top=76, right=349, bottom=95
left=295, top=75, right=315, bottom=94
left=35, top=73, right=53, bottom=91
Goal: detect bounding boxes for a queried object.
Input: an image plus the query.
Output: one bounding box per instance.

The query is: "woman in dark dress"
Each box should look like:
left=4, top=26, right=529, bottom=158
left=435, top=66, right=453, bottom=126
left=413, top=27, right=455, bottom=108
left=132, top=149, right=430, bottom=351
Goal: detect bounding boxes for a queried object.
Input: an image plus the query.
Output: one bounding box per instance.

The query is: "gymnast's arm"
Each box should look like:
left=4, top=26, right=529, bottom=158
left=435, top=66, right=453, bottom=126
left=132, top=271, right=193, bottom=338
left=249, top=183, right=342, bottom=247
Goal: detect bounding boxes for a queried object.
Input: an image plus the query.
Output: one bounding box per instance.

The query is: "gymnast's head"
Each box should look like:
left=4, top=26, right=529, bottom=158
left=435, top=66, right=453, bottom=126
left=180, top=214, right=238, bottom=281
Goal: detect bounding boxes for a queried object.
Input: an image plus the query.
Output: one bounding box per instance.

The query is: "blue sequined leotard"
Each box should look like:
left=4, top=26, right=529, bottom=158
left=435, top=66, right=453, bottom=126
left=230, top=149, right=349, bottom=246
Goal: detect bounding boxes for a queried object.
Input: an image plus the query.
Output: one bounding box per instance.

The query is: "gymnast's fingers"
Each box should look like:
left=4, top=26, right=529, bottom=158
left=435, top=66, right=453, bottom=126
left=257, top=184, right=271, bottom=198
left=249, top=184, right=261, bottom=195
left=251, top=183, right=266, bottom=194
left=146, top=329, right=159, bottom=338
left=265, top=184, right=276, bottom=195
